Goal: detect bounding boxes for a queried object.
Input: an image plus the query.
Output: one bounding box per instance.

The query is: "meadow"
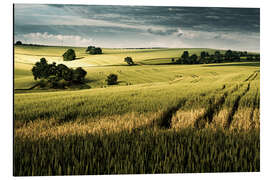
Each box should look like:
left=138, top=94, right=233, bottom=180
left=14, top=45, right=260, bottom=175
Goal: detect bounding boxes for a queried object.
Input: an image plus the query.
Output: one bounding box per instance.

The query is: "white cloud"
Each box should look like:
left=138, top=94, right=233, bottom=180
left=16, top=32, right=94, bottom=47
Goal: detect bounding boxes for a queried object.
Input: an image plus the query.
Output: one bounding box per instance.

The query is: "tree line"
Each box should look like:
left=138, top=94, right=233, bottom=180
left=174, top=50, right=260, bottom=64
left=63, top=46, right=103, bottom=61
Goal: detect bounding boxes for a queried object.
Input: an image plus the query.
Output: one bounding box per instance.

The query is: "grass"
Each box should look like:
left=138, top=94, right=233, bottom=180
left=14, top=45, right=260, bottom=175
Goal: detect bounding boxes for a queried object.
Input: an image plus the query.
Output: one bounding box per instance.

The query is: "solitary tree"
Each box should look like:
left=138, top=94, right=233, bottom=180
left=15, top=41, right=22, bottom=45
left=124, top=57, right=134, bottom=65
left=106, top=73, right=118, bottom=85
left=63, top=49, right=76, bottom=61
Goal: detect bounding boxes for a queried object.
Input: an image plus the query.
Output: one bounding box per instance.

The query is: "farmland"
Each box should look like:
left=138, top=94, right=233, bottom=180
left=14, top=45, right=260, bottom=175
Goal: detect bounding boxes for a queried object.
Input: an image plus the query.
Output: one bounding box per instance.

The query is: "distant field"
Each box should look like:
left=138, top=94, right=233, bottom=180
left=14, top=45, right=260, bottom=175
left=14, top=45, right=229, bottom=67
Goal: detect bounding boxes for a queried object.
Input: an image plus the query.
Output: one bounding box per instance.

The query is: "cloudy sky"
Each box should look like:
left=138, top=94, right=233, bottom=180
left=14, top=4, right=260, bottom=51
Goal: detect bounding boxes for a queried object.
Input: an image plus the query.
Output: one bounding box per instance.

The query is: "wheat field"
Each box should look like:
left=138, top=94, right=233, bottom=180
left=14, top=45, right=260, bottom=175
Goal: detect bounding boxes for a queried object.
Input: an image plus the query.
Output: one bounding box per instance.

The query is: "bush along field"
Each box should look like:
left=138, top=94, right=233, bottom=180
left=14, top=45, right=260, bottom=175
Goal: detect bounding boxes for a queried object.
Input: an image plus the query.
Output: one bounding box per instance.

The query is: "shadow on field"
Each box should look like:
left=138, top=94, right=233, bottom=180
left=203, top=62, right=260, bottom=67
left=75, top=57, right=85, bottom=60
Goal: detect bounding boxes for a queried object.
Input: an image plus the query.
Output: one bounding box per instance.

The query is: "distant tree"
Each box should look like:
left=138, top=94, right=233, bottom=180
left=255, top=54, right=260, bottom=61
left=171, top=58, right=175, bottom=62
left=232, top=51, right=240, bottom=62
left=225, top=50, right=233, bottom=61
left=86, top=46, right=102, bottom=55
left=180, top=51, right=189, bottom=64
left=86, top=46, right=95, bottom=52
left=63, top=49, right=76, bottom=61
left=124, top=57, right=134, bottom=65
left=200, top=51, right=206, bottom=59
left=95, top=47, right=102, bottom=54
left=190, top=54, right=198, bottom=64
left=247, top=55, right=253, bottom=61
left=106, top=73, right=118, bottom=85
left=181, top=51, right=189, bottom=60
left=214, top=51, right=222, bottom=63
left=15, top=41, right=22, bottom=45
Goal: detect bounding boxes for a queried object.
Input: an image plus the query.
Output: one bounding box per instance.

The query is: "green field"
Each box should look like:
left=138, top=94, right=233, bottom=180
left=14, top=45, right=260, bottom=175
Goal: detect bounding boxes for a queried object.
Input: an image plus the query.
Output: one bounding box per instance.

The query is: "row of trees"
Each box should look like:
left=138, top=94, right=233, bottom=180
left=62, top=46, right=103, bottom=61
left=86, top=46, right=102, bottom=55
left=32, top=58, right=87, bottom=88
left=175, top=50, right=260, bottom=64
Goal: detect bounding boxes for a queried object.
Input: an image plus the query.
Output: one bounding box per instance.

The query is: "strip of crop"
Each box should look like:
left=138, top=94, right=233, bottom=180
left=225, top=83, right=250, bottom=129
left=155, top=99, right=186, bottom=129
left=156, top=84, right=228, bottom=130
left=249, top=88, right=259, bottom=129
left=194, top=84, right=241, bottom=129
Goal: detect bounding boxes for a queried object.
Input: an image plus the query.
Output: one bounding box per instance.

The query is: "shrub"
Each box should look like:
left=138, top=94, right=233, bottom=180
left=106, top=74, right=118, bottom=85
left=124, top=57, right=134, bottom=65
left=63, top=49, right=76, bottom=61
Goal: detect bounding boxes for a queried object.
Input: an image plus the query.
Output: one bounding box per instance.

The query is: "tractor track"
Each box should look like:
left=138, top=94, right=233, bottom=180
left=194, top=84, right=242, bottom=129
left=225, top=83, right=250, bottom=129
left=155, top=84, right=228, bottom=130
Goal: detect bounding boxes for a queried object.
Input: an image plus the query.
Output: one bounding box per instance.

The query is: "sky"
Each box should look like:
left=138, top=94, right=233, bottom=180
left=14, top=4, right=260, bottom=52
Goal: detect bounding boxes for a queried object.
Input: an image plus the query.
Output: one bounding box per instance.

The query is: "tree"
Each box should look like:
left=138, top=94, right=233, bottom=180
left=31, top=58, right=50, bottom=80
left=106, top=74, right=118, bottom=85
left=72, top=67, right=87, bottom=83
left=200, top=51, right=206, bottom=59
left=214, top=51, right=222, bottom=63
left=31, top=57, right=87, bottom=87
left=190, top=54, right=198, bottom=64
left=86, top=46, right=95, bottom=52
left=179, top=51, right=189, bottom=64
left=124, top=57, right=134, bottom=65
left=63, top=49, right=76, bottom=61
left=232, top=51, right=240, bottom=62
left=86, top=46, right=102, bottom=55
left=181, top=51, right=189, bottom=60
left=225, top=50, right=233, bottom=61
left=15, top=41, right=22, bottom=45
left=171, top=58, right=175, bottom=63
left=95, top=47, right=102, bottom=54
left=254, top=54, right=260, bottom=61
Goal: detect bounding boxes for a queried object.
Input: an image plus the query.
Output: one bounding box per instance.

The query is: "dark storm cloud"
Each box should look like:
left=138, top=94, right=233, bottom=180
left=45, top=5, right=259, bottom=33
